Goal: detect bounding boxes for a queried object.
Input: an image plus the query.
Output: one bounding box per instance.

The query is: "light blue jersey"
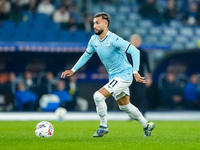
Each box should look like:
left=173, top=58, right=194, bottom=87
left=72, top=31, right=140, bottom=81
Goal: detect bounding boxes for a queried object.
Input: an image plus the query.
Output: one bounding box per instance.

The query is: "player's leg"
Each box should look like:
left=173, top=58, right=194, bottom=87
left=94, top=87, right=111, bottom=127
left=117, top=95, right=148, bottom=128
left=93, top=77, right=131, bottom=137
left=117, top=95, right=155, bottom=137
left=93, top=87, right=111, bottom=137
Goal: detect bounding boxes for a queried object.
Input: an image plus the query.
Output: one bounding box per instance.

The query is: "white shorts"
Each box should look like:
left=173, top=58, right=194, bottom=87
left=104, top=77, right=132, bottom=101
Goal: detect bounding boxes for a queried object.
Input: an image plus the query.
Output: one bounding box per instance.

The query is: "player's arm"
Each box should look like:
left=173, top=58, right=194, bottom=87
left=61, top=51, right=93, bottom=78
left=126, top=44, right=146, bottom=83
left=113, top=37, right=146, bottom=83
left=61, top=37, right=95, bottom=78
left=113, top=36, right=140, bottom=73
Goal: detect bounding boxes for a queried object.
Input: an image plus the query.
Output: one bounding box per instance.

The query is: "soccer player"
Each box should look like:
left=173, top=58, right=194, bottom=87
left=61, top=12, right=155, bottom=137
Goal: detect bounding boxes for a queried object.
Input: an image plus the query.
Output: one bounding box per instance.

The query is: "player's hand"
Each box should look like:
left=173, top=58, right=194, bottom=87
left=61, top=70, right=74, bottom=78
left=134, top=73, right=146, bottom=84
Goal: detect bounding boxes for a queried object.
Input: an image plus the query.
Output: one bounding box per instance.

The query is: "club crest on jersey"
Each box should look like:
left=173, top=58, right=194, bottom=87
left=105, top=44, right=110, bottom=49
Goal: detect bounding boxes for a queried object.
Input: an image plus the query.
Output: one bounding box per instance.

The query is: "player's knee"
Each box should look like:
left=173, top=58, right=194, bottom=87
left=93, top=91, right=106, bottom=103
left=118, top=103, right=130, bottom=112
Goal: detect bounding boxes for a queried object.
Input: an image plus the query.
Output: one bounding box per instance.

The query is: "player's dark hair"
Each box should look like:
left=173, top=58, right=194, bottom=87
left=94, top=12, right=110, bottom=27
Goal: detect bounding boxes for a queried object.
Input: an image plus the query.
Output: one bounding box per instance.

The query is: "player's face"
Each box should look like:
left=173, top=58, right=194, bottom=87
left=93, top=16, right=107, bottom=35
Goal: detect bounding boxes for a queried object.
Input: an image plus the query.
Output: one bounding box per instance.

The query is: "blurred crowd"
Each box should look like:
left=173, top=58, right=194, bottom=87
left=138, top=0, right=200, bottom=25
left=95, top=0, right=200, bottom=26
left=158, top=62, right=200, bottom=110
left=0, top=67, right=200, bottom=112
left=0, top=70, right=89, bottom=112
left=0, top=0, right=200, bottom=112
left=0, top=0, right=93, bottom=32
left=0, top=0, right=200, bottom=28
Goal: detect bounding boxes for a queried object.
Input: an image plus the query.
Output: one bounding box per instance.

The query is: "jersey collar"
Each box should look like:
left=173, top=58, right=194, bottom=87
left=99, top=30, right=110, bottom=42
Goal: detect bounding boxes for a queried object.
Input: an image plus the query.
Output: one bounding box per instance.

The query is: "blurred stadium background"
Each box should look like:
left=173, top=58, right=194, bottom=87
left=0, top=0, right=200, bottom=119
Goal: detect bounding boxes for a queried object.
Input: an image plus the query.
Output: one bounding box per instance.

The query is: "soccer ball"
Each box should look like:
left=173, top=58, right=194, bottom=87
left=35, top=121, right=54, bottom=138
left=55, top=107, right=67, bottom=121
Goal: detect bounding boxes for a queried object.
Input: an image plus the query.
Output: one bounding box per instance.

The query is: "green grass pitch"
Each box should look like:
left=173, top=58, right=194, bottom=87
left=0, top=120, right=200, bottom=150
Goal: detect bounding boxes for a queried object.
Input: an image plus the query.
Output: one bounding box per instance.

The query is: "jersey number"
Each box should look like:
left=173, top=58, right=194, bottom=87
left=109, top=79, right=118, bottom=87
